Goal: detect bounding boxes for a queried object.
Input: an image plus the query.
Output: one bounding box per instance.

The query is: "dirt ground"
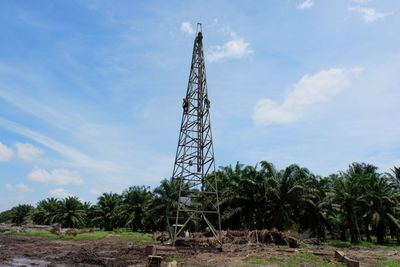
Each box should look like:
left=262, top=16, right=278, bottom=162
left=1, top=233, right=399, bottom=267
left=168, top=243, right=400, bottom=267
left=0, top=233, right=147, bottom=266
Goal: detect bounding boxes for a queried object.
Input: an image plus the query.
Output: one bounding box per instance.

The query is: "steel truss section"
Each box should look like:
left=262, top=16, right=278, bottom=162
left=169, top=23, right=221, bottom=245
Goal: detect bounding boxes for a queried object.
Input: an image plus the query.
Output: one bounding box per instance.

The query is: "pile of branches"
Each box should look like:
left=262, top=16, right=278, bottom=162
left=152, top=229, right=302, bottom=248
left=222, top=229, right=300, bottom=248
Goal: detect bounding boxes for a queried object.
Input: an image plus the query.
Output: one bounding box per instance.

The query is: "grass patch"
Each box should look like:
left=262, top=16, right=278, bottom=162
left=165, top=255, right=178, bottom=262
left=325, top=240, right=400, bottom=251
left=113, top=231, right=155, bottom=245
left=379, top=259, right=400, bottom=267
left=376, top=258, right=400, bottom=267
left=61, top=231, right=109, bottom=241
left=284, top=252, right=344, bottom=267
left=19, top=230, right=58, bottom=238
left=325, top=240, right=353, bottom=248
left=19, top=229, right=154, bottom=244
left=246, top=256, right=280, bottom=265
left=325, top=240, right=377, bottom=248
left=165, top=255, right=185, bottom=263
left=20, top=230, right=109, bottom=240
left=245, top=252, right=345, bottom=267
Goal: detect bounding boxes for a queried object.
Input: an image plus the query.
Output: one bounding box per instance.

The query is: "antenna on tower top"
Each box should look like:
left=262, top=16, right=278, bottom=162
left=196, top=22, right=202, bottom=33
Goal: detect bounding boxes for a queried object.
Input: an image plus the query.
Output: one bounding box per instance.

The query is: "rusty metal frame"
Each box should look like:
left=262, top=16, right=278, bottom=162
left=170, top=23, right=221, bottom=245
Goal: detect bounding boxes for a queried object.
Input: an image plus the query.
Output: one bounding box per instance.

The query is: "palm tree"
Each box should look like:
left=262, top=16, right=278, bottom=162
left=10, top=204, right=34, bottom=226
left=218, top=161, right=319, bottom=231
left=329, top=163, right=377, bottom=243
left=149, top=179, right=181, bottom=234
left=267, top=164, right=315, bottom=231
left=91, top=193, right=122, bottom=231
left=229, top=165, right=264, bottom=229
left=0, top=209, right=13, bottom=223
left=32, top=198, right=60, bottom=225
left=56, top=197, right=85, bottom=228
left=219, top=162, right=269, bottom=229
left=387, top=166, right=400, bottom=243
left=82, top=201, right=92, bottom=227
left=330, top=174, right=362, bottom=243
left=121, top=186, right=152, bottom=231
left=388, top=167, right=400, bottom=192
left=298, top=176, right=331, bottom=240
left=326, top=212, right=348, bottom=241
left=217, top=162, right=245, bottom=229
left=365, top=173, right=400, bottom=244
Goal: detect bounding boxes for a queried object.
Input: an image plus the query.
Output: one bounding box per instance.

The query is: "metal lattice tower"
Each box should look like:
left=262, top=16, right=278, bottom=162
left=170, top=23, right=221, bottom=245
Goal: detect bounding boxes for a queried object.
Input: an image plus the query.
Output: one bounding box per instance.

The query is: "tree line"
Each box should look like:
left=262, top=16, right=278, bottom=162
left=1, top=162, right=399, bottom=245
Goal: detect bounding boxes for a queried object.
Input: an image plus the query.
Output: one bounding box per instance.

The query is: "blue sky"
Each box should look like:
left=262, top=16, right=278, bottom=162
left=1, top=0, right=399, bottom=211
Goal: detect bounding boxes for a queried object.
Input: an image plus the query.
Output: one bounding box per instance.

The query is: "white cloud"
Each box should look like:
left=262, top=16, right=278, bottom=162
left=207, top=30, right=252, bottom=62
left=49, top=188, right=72, bottom=199
left=5, top=183, right=33, bottom=192
left=15, top=142, right=43, bottom=163
left=27, top=166, right=83, bottom=185
left=349, top=6, right=393, bottom=22
left=180, top=21, right=194, bottom=35
left=253, top=67, right=362, bottom=125
left=0, top=142, right=13, bottom=161
left=297, top=0, right=314, bottom=10
left=89, top=188, right=102, bottom=196
left=207, top=18, right=219, bottom=29
left=15, top=183, right=33, bottom=192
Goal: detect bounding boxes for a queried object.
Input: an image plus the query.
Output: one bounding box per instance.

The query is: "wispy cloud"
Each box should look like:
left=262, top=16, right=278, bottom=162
left=15, top=143, right=43, bottom=163
left=180, top=21, right=194, bottom=35
left=206, top=18, right=219, bottom=29
left=297, top=0, right=314, bottom=10
left=89, top=188, right=103, bottom=196
left=0, top=63, right=158, bottom=185
left=253, top=68, right=362, bottom=125
left=0, top=85, right=103, bottom=142
left=5, top=183, right=33, bottom=192
left=0, top=142, right=13, bottom=161
left=207, top=29, right=252, bottom=62
left=0, top=117, right=118, bottom=175
left=349, top=6, right=393, bottom=23
left=49, top=188, right=73, bottom=198
left=27, top=166, right=83, bottom=185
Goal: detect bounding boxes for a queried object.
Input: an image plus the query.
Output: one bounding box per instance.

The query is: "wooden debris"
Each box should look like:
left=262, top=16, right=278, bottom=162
left=334, top=250, right=360, bottom=267
left=147, top=255, right=162, bottom=267
left=146, top=245, right=157, bottom=255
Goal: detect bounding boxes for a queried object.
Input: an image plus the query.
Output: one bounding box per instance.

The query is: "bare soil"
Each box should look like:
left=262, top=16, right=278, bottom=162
left=1, top=233, right=399, bottom=267
left=0, top=233, right=146, bottom=266
left=162, top=243, right=400, bottom=267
